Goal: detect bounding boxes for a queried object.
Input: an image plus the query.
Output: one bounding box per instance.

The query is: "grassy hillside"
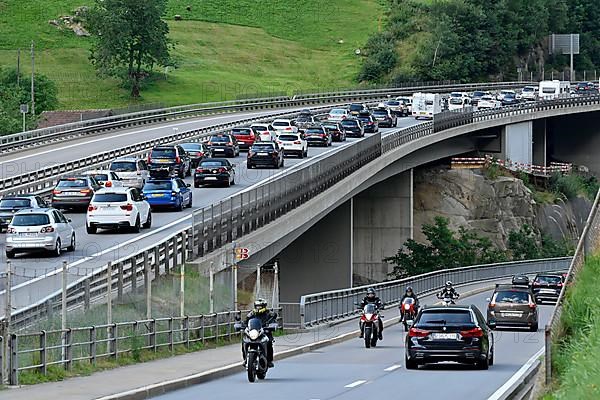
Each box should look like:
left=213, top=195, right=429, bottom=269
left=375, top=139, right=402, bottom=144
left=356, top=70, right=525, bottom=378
left=0, top=0, right=384, bottom=109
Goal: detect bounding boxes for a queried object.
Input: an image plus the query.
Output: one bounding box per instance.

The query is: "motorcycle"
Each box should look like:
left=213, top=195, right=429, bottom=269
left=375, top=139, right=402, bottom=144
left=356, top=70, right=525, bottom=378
left=359, top=303, right=382, bottom=348
left=234, top=317, right=278, bottom=383
left=437, top=292, right=459, bottom=306
left=400, top=297, right=417, bottom=331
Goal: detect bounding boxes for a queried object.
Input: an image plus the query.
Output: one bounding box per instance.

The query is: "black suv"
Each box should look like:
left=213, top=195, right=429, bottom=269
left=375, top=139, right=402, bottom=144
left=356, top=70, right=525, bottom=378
left=372, top=108, right=397, bottom=127
left=340, top=118, right=364, bottom=138
left=405, top=305, right=494, bottom=370
left=207, top=134, right=240, bottom=158
left=148, top=145, right=191, bottom=179
left=357, top=113, right=378, bottom=133
left=531, top=273, right=563, bottom=304
left=247, top=142, right=284, bottom=169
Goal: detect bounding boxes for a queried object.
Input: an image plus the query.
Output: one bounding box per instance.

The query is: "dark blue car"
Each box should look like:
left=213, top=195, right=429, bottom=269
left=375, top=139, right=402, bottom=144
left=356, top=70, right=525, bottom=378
left=142, top=178, right=192, bottom=211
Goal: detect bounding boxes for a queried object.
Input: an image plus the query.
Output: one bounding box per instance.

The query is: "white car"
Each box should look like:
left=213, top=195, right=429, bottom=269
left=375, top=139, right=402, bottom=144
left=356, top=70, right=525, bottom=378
left=83, top=170, right=124, bottom=188
left=277, top=133, right=308, bottom=158
left=271, top=119, right=298, bottom=134
left=6, top=208, right=75, bottom=258
left=109, top=157, right=149, bottom=189
left=250, top=123, right=277, bottom=142
left=496, top=90, right=516, bottom=102
left=328, top=108, right=349, bottom=121
left=477, top=95, right=502, bottom=109
left=86, top=187, right=152, bottom=234
left=518, top=86, right=538, bottom=101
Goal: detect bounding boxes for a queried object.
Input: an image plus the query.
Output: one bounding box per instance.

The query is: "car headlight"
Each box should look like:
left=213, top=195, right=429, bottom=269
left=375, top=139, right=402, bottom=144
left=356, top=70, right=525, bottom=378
left=248, top=329, right=260, bottom=340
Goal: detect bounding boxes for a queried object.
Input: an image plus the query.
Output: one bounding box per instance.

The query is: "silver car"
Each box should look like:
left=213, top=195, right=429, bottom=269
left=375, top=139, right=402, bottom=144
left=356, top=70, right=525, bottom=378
left=6, top=208, right=76, bottom=258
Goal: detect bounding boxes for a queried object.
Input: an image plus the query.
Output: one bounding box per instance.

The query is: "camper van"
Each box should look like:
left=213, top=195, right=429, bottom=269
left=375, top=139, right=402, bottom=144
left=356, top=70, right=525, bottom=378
left=412, top=93, right=443, bottom=119
left=538, top=80, right=570, bottom=100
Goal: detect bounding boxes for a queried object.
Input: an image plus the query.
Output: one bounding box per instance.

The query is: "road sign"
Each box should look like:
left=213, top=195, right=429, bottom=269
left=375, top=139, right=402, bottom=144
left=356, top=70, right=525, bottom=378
left=235, top=247, right=249, bottom=260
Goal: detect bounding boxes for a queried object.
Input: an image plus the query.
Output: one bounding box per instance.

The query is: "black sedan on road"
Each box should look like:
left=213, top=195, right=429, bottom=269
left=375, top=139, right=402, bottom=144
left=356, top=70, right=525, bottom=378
left=247, top=142, right=284, bottom=169
left=501, top=94, right=520, bottom=106
left=207, top=134, right=240, bottom=158
left=405, top=305, right=494, bottom=370
left=304, top=125, right=332, bottom=147
left=321, top=122, right=347, bottom=142
left=531, top=274, right=563, bottom=304
left=357, top=113, right=379, bottom=133
left=372, top=108, right=397, bottom=128
left=180, top=142, right=208, bottom=168
left=194, top=159, right=236, bottom=187
left=340, top=119, right=364, bottom=138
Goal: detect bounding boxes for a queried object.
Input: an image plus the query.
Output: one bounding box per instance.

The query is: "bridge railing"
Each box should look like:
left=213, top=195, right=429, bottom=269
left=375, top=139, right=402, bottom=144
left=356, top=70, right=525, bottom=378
left=3, top=308, right=283, bottom=385
left=298, top=258, right=571, bottom=328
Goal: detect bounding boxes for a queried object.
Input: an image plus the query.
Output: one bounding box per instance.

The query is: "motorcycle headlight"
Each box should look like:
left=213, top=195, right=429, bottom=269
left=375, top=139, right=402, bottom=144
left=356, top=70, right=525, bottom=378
left=404, top=304, right=410, bottom=310
left=248, top=329, right=260, bottom=340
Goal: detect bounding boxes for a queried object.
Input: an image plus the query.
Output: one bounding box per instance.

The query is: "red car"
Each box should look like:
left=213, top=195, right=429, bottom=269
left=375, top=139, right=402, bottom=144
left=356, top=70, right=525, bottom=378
left=232, top=127, right=258, bottom=150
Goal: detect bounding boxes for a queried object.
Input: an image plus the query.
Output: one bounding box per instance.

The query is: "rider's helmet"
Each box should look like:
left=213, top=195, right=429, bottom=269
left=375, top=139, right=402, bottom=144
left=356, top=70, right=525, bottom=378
left=406, top=286, right=414, bottom=296
left=445, top=281, right=453, bottom=288
left=253, top=298, right=268, bottom=314
left=367, top=288, right=376, bottom=299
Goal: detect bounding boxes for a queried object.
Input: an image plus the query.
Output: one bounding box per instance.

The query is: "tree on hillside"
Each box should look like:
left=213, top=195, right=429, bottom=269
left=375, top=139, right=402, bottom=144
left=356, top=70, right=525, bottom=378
left=87, top=0, right=174, bottom=98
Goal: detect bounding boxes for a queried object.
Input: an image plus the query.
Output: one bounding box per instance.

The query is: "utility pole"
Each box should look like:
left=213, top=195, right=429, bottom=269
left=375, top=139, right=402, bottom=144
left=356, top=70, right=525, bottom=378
left=570, top=34, right=574, bottom=82
left=30, top=41, right=35, bottom=116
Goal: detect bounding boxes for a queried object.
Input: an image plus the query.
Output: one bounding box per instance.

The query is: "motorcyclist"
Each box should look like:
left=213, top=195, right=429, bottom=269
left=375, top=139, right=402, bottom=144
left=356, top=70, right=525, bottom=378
left=438, top=281, right=460, bottom=304
left=243, top=298, right=277, bottom=367
left=358, top=288, right=384, bottom=340
left=399, top=286, right=419, bottom=321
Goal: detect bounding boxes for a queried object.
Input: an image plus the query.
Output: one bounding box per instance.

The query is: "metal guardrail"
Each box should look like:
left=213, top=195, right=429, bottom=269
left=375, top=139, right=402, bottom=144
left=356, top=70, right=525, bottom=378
left=0, top=81, right=529, bottom=155
left=298, top=258, right=571, bottom=328
left=5, top=308, right=282, bottom=385
left=5, top=86, right=600, bottom=332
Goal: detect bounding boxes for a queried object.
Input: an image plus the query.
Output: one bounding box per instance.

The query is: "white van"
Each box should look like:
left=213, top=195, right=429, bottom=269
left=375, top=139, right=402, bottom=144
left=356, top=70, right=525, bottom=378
left=538, top=80, right=570, bottom=100
left=448, top=92, right=471, bottom=111
left=412, top=93, right=443, bottom=119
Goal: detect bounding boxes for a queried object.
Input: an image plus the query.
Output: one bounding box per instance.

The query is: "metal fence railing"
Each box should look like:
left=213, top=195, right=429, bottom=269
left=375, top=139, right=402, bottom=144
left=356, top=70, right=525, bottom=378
left=299, top=258, right=571, bottom=328
left=4, top=87, right=600, bottom=336
left=4, top=309, right=282, bottom=385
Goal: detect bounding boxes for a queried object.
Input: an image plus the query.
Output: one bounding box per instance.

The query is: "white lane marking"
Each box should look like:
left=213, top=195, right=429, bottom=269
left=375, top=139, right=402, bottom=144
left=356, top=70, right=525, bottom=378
left=1, top=110, right=280, bottom=164
left=383, top=365, right=402, bottom=372
left=344, top=380, right=367, bottom=388
left=486, top=346, right=544, bottom=400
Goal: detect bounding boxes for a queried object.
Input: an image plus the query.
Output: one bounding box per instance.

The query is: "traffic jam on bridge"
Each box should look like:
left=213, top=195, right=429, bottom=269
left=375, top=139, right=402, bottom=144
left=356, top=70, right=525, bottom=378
left=0, top=80, right=593, bottom=399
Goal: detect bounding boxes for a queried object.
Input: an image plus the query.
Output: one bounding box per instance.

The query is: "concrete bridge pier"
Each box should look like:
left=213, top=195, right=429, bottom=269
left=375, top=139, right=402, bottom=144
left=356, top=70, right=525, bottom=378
left=352, top=169, right=413, bottom=286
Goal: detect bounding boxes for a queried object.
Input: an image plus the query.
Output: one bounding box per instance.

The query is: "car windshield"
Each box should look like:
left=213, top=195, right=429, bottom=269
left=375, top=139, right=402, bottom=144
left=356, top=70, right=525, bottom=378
left=523, top=87, right=535, bottom=92
left=151, top=148, right=176, bottom=158
left=232, top=128, right=252, bottom=135
left=92, top=174, right=109, bottom=182
left=305, top=128, right=324, bottom=134
left=278, top=135, right=298, bottom=141
left=450, top=98, right=463, bottom=104
left=181, top=143, right=203, bottom=151
left=210, top=136, right=230, bottom=143
left=494, top=291, right=529, bottom=304
left=93, top=193, right=128, bottom=202
left=535, top=276, right=562, bottom=284
left=349, top=104, right=363, bottom=111
left=473, top=91, right=486, bottom=97
left=330, top=109, right=345, bottom=115
left=450, top=93, right=462, bottom=97
left=251, top=144, right=274, bottom=151
left=386, top=101, right=400, bottom=106
left=322, top=124, right=338, bottom=130
left=12, top=214, right=50, bottom=226
left=373, top=110, right=388, bottom=116
left=0, top=199, right=31, bottom=208
left=272, top=121, right=290, bottom=127
left=341, top=120, right=358, bottom=127
left=481, top=96, right=493, bottom=101
left=110, top=162, right=136, bottom=172
left=252, top=126, right=268, bottom=132
left=200, top=161, right=227, bottom=167
left=144, top=181, right=172, bottom=190
left=418, top=310, right=473, bottom=325
left=57, top=179, right=87, bottom=188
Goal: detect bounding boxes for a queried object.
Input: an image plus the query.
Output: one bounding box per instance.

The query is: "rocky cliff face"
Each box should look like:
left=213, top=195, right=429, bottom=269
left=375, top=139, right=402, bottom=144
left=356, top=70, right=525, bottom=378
left=413, top=167, right=588, bottom=248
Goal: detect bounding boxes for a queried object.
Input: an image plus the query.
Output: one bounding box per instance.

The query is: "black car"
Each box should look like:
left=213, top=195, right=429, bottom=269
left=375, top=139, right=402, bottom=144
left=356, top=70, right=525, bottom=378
left=405, top=305, right=494, bottom=370
left=372, top=108, right=397, bottom=127
left=348, top=103, right=368, bottom=116
left=340, top=118, right=364, bottom=138
left=148, top=145, right=191, bottom=179
left=0, top=195, right=48, bottom=231
left=207, top=134, right=240, bottom=158
left=531, top=273, right=563, bottom=304
left=321, top=122, right=347, bottom=142
left=247, top=142, right=284, bottom=169
left=194, top=158, right=236, bottom=187
left=575, top=81, right=598, bottom=95
left=303, top=125, right=332, bottom=146
left=357, top=113, right=378, bottom=133
left=51, top=176, right=102, bottom=210
left=180, top=142, right=208, bottom=168
left=501, top=94, right=520, bottom=106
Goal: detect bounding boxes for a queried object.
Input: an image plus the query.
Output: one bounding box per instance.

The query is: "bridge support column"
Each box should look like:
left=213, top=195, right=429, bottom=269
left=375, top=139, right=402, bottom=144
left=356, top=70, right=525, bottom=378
left=278, top=200, right=352, bottom=302
left=502, top=121, right=533, bottom=165
left=352, top=169, right=413, bottom=286
left=533, top=119, right=547, bottom=166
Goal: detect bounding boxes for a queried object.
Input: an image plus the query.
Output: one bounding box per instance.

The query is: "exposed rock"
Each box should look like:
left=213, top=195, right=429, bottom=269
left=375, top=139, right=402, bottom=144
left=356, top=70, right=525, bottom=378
left=48, top=19, right=60, bottom=27
left=413, top=167, right=588, bottom=249
left=174, top=14, right=183, bottom=21
left=73, top=24, right=90, bottom=37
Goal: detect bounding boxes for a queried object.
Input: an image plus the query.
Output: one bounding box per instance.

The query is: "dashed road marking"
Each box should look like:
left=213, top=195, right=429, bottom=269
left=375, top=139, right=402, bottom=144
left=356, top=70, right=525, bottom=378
left=344, top=380, right=367, bottom=388
left=384, top=364, right=402, bottom=371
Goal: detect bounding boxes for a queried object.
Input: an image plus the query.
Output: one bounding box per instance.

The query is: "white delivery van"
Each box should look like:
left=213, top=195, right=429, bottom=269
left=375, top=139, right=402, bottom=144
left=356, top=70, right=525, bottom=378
left=538, top=80, right=570, bottom=100
left=412, top=93, right=443, bottom=119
